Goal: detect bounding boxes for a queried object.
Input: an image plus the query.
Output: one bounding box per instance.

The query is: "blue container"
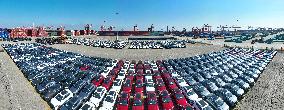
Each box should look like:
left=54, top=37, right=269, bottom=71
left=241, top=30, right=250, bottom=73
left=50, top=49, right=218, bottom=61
left=0, top=28, right=9, bottom=39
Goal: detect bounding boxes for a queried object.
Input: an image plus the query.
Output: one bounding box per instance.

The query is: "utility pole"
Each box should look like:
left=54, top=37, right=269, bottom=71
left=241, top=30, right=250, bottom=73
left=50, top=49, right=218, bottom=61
left=116, top=12, right=119, bottom=41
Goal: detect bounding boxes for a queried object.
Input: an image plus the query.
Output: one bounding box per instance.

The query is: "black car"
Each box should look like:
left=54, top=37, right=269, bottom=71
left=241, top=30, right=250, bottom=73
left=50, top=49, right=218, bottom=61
left=192, top=73, right=205, bottom=82
left=223, top=83, right=244, bottom=98
left=70, top=80, right=87, bottom=94
left=60, top=95, right=83, bottom=110
left=201, top=80, right=219, bottom=93
left=205, top=93, right=229, bottom=110
left=78, top=84, right=96, bottom=101
left=214, top=88, right=238, bottom=107
left=43, top=84, right=62, bottom=101
left=218, top=74, right=233, bottom=83
left=209, top=77, right=226, bottom=88
left=193, top=83, right=211, bottom=98
left=231, top=79, right=250, bottom=91
left=237, top=75, right=254, bottom=86
left=184, top=76, right=197, bottom=85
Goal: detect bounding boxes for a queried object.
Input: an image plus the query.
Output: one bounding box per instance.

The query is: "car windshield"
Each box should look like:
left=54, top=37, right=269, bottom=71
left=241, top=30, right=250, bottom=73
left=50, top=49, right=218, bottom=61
left=133, top=100, right=142, bottom=106
left=175, top=94, right=184, bottom=99
left=198, top=100, right=207, bottom=106
left=162, top=97, right=171, bottom=103
left=105, top=96, right=114, bottom=103
left=61, top=90, right=68, bottom=94
left=97, top=88, right=103, bottom=92
left=108, top=91, right=115, bottom=96
left=147, top=83, right=154, bottom=87
left=81, top=104, right=91, bottom=109
left=149, top=93, right=155, bottom=98
left=95, top=77, right=101, bottom=81
left=55, top=94, right=64, bottom=101
left=119, top=99, right=128, bottom=105
left=121, top=93, right=128, bottom=98
left=135, top=94, right=142, bottom=99
left=94, top=93, right=101, bottom=98
left=136, top=84, right=143, bottom=88
left=137, top=80, right=142, bottom=83
left=148, top=99, right=157, bottom=105
left=215, top=99, right=224, bottom=106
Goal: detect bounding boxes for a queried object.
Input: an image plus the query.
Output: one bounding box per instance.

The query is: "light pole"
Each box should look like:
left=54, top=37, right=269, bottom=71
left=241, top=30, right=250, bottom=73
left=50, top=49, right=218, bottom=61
left=115, top=12, right=119, bottom=41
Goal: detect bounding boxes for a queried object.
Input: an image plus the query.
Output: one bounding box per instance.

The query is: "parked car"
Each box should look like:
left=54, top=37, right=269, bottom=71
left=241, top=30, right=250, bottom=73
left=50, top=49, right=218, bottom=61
left=116, top=92, right=130, bottom=110
left=214, top=88, right=238, bottom=107
left=89, top=86, right=107, bottom=108
left=132, top=92, right=144, bottom=110
left=205, top=93, right=229, bottom=110
left=100, top=91, right=118, bottom=110
left=50, top=89, right=73, bottom=110
left=147, top=92, right=159, bottom=110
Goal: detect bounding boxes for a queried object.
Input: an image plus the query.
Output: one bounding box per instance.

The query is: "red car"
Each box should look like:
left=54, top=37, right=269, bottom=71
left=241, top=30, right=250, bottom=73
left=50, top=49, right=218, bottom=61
left=156, top=60, right=162, bottom=65
left=132, top=92, right=144, bottom=110
left=159, top=66, right=166, bottom=71
left=156, top=78, right=167, bottom=92
left=122, top=78, right=133, bottom=93
left=144, top=64, right=151, bottom=70
left=137, top=64, right=144, bottom=69
left=116, top=92, right=130, bottom=110
left=184, top=104, right=194, bottom=110
left=153, top=73, right=162, bottom=80
left=147, top=92, right=159, bottom=110
left=91, top=75, right=104, bottom=87
left=135, top=79, right=144, bottom=93
left=136, top=69, right=144, bottom=75
left=165, top=78, right=178, bottom=90
left=126, top=75, right=134, bottom=81
left=136, top=74, right=144, bottom=81
left=102, top=76, right=113, bottom=90
left=160, top=93, right=174, bottom=110
left=80, top=65, right=90, bottom=71
left=161, top=72, right=171, bottom=79
left=173, top=92, right=188, bottom=109
left=108, top=71, right=118, bottom=80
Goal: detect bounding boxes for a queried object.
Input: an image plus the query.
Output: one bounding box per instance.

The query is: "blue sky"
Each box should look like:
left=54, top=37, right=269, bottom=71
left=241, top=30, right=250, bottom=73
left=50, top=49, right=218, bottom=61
left=0, top=0, right=284, bottom=31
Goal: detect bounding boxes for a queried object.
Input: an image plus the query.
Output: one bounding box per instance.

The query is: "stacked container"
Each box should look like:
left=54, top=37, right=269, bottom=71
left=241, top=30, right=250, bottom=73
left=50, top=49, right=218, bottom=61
left=0, top=28, right=9, bottom=39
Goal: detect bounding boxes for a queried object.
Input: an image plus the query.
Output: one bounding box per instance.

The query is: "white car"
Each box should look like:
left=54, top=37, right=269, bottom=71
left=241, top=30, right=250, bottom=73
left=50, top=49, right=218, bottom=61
left=145, top=75, right=153, bottom=81
left=89, top=86, right=107, bottom=108
left=117, top=71, right=126, bottom=80
left=146, top=83, right=155, bottom=92
left=99, top=91, right=118, bottom=110
left=151, top=66, right=159, bottom=72
left=171, top=71, right=180, bottom=77
left=195, top=98, right=213, bottom=110
left=177, top=79, right=189, bottom=87
left=111, top=79, right=123, bottom=93
left=79, top=101, right=96, bottom=110
left=112, top=59, right=118, bottom=66
left=50, top=89, right=73, bottom=110
left=186, top=90, right=199, bottom=101
left=101, top=67, right=112, bottom=78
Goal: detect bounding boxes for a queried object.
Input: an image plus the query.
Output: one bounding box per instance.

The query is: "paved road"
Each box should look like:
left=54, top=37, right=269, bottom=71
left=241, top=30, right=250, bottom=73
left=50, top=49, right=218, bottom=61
left=0, top=48, right=50, bottom=110
left=234, top=52, right=284, bottom=110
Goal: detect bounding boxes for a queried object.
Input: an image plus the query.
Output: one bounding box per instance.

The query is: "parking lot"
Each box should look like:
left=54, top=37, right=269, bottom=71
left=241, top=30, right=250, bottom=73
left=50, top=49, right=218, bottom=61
left=0, top=42, right=279, bottom=109
left=0, top=38, right=283, bottom=109
left=0, top=48, right=50, bottom=110
left=48, top=43, right=223, bottom=60
left=234, top=52, right=284, bottom=110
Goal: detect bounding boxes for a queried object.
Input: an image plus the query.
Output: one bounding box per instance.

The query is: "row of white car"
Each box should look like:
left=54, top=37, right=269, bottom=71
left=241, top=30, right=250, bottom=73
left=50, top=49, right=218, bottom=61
left=50, top=59, right=121, bottom=110
left=80, top=60, right=131, bottom=110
